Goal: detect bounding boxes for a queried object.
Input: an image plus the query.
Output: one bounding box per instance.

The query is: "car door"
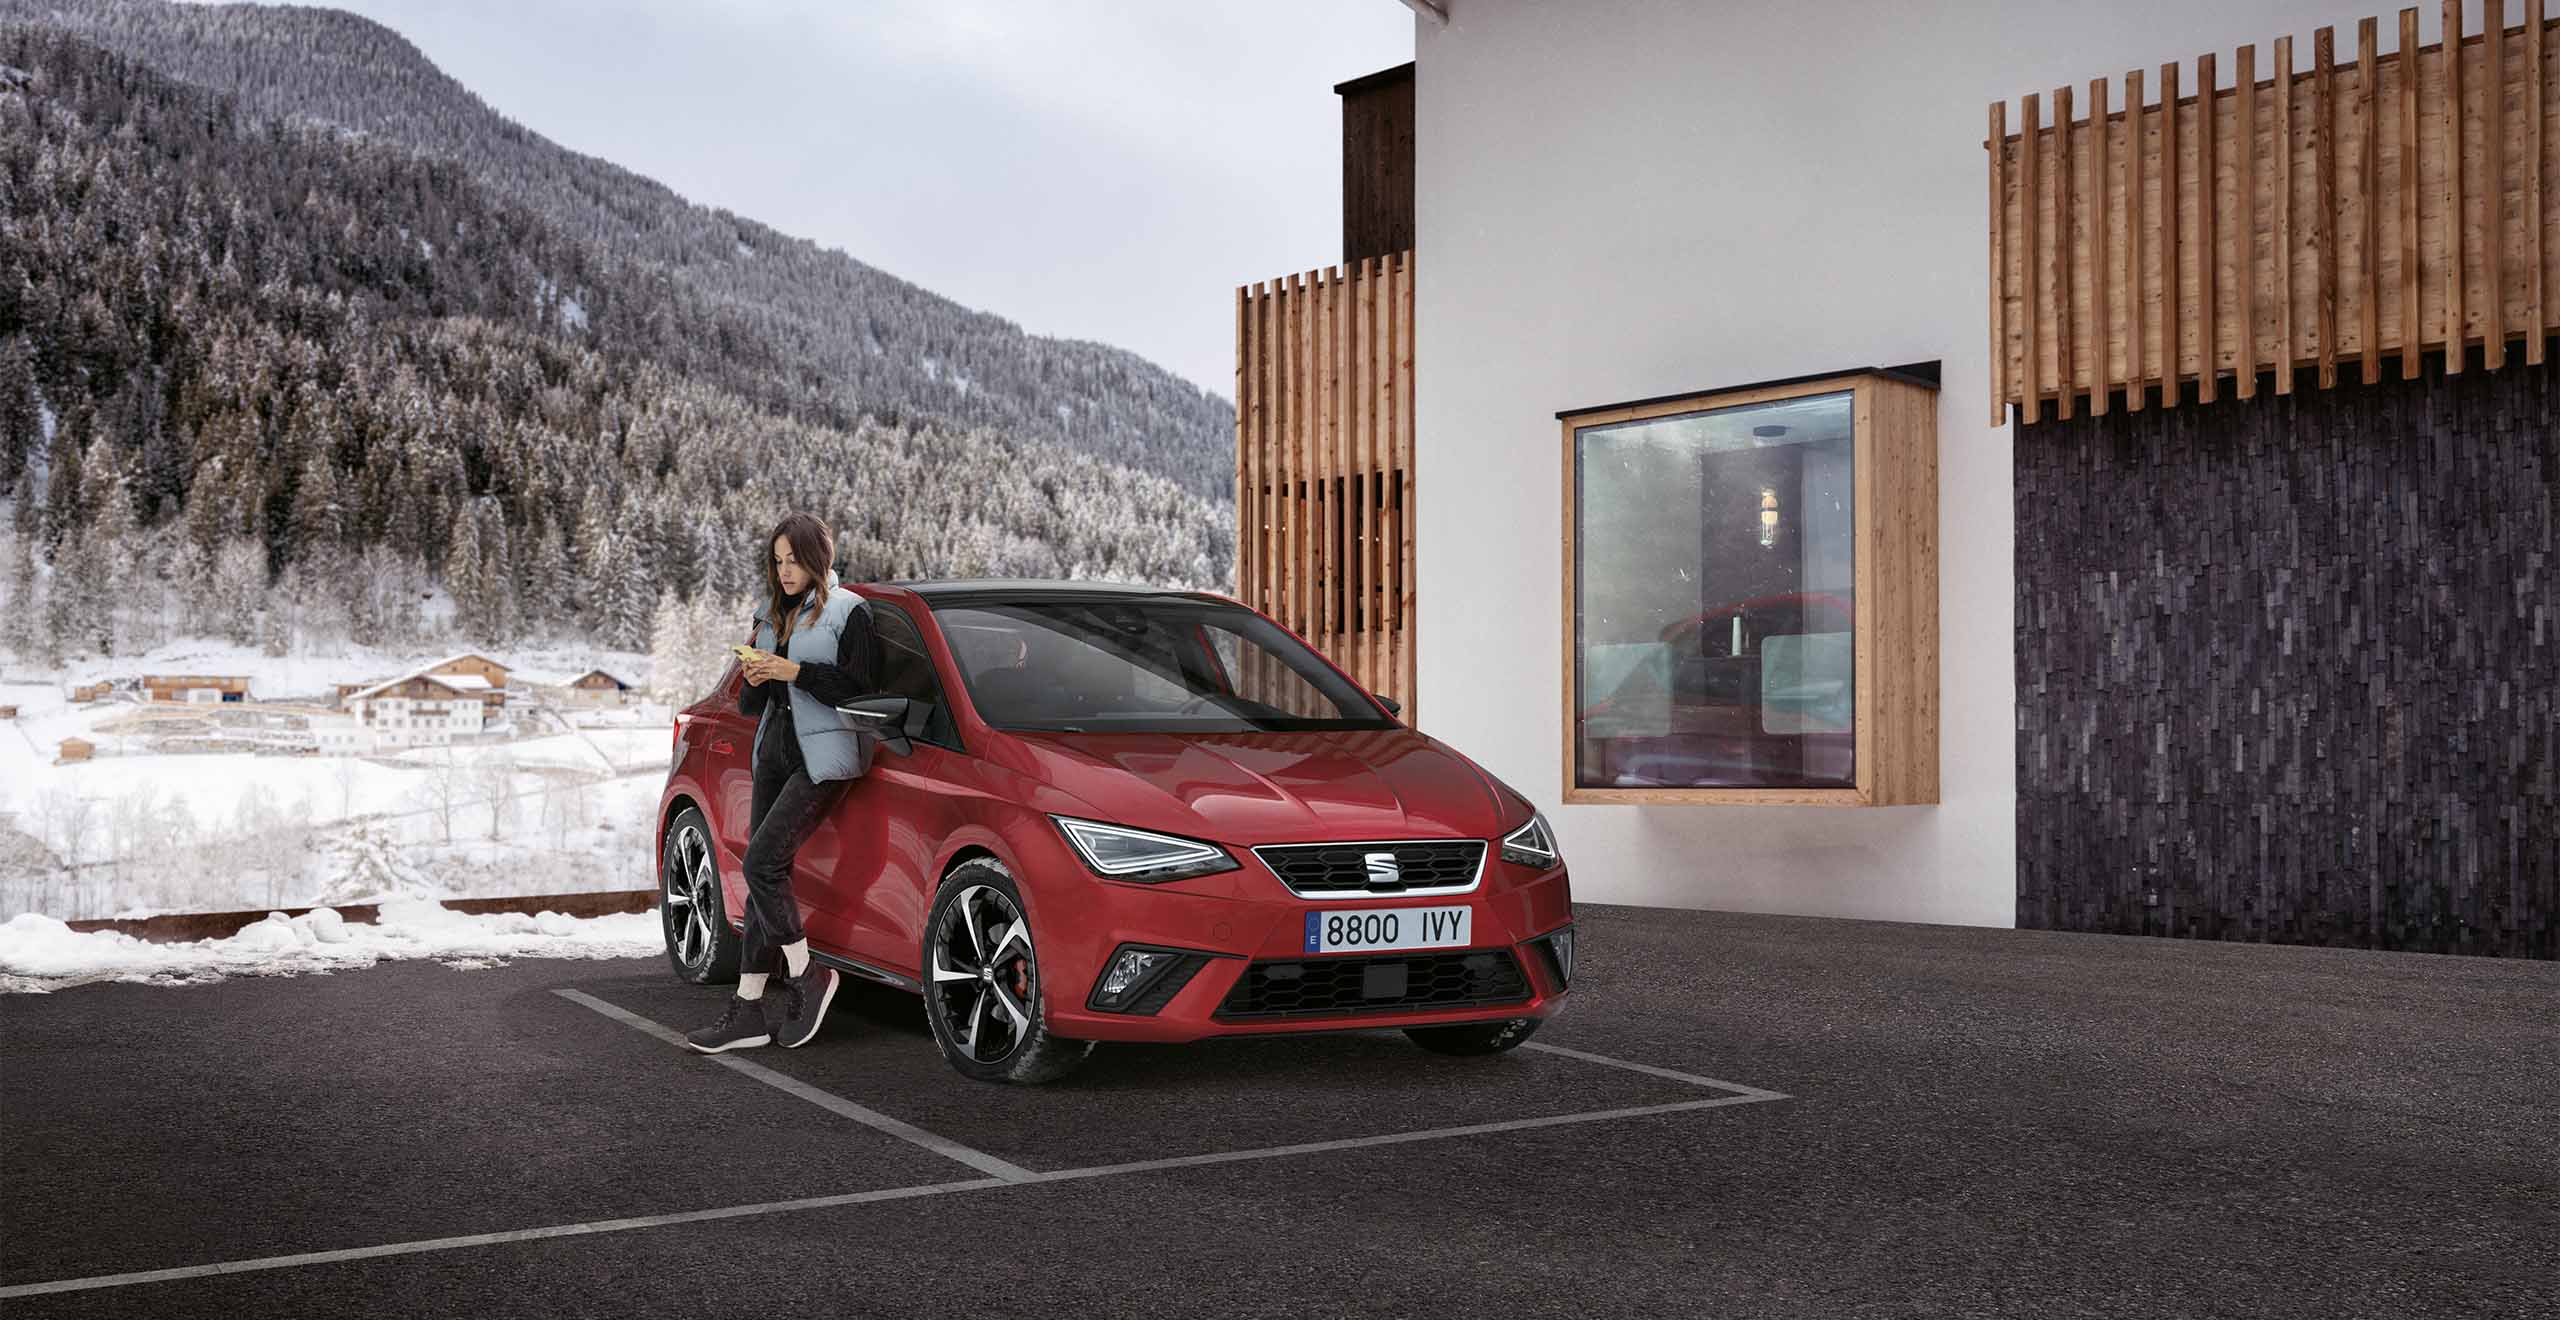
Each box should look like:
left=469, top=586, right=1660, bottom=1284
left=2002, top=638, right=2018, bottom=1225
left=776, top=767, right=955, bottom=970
left=803, top=599, right=977, bottom=980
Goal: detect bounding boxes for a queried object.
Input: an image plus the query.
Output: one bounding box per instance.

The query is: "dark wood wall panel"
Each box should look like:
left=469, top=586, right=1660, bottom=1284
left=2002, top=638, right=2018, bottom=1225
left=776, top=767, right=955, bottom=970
left=2015, top=351, right=2558, bottom=958
left=1339, top=63, right=1414, bottom=266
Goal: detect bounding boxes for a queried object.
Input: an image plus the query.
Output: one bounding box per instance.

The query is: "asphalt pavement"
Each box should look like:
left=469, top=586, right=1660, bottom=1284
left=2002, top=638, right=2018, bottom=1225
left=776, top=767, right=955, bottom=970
left=2, top=901, right=2553, bottom=1320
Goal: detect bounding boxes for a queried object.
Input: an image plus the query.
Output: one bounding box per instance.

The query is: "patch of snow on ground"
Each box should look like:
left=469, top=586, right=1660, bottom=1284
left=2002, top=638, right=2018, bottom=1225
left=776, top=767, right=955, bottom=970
left=0, top=899, right=661, bottom=993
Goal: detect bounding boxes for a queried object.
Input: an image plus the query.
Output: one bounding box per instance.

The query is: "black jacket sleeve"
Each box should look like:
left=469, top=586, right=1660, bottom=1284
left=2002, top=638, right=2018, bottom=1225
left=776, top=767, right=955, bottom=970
left=789, top=605, right=881, bottom=709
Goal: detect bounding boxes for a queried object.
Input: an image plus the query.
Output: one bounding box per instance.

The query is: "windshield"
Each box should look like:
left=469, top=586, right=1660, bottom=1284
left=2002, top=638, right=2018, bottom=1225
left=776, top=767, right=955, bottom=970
left=931, top=596, right=1399, bottom=733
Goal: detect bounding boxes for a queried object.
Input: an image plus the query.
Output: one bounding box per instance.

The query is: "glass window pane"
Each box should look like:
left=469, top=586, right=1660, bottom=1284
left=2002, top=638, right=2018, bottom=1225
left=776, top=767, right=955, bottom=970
left=1574, top=389, right=1856, bottom=789
left=868, top=601, right=962, bottom=749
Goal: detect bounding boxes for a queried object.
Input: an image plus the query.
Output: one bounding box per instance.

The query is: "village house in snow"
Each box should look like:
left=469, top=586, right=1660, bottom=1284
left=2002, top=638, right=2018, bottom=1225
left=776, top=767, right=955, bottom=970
left=512, top=667, right=637, bottom=708
left=311, top=672, right=488, bottom=753
left=141, top=674, right=252, bottom=703
left=56, top=736, right=93, bottom=764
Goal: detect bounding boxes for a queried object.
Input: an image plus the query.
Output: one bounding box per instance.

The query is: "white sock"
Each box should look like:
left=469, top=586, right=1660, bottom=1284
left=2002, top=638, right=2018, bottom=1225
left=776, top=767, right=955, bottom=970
left=782, top=940, right=811, bottom=977
left=736, top=973, right=768, bottom=1000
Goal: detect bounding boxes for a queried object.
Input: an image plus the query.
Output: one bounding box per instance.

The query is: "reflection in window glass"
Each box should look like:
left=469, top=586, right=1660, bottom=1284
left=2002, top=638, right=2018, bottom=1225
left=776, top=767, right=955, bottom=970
left=1573, top=390, right=1855, bottom=788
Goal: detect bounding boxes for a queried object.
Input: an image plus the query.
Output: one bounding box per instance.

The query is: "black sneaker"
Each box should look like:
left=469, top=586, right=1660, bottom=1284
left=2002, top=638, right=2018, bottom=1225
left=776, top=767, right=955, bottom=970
left=777, top=965, right=841, bottom=1049
left=683, top=994, right=771, bottom=1053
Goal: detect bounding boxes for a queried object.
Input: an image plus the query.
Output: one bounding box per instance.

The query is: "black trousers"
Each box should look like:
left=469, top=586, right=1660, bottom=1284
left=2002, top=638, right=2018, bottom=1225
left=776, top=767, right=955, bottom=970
left=739, top=748, right=850, bottom=978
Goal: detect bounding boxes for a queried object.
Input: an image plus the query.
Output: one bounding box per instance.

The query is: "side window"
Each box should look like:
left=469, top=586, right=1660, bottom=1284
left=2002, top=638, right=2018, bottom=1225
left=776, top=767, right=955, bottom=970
left=869, top=602, right=963, bottom=751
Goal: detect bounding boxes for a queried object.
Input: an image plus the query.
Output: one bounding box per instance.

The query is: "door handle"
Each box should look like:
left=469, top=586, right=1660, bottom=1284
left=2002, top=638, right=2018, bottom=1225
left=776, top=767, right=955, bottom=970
left=710, top=738, right=736, bottom=755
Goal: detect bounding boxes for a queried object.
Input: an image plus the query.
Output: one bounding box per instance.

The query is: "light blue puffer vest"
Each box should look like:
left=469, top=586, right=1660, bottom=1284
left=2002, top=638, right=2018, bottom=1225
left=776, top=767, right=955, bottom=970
left=751, top=579, right=877, bottom=783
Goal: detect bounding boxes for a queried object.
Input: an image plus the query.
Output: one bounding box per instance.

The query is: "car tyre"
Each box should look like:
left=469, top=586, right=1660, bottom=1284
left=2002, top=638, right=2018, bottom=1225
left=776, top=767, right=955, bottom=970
left=921, top=857, right=1094, bottom=1085
left=1403, top=1015, right=1542, bottom=1056
left=660, top=805, right=741, bottom=984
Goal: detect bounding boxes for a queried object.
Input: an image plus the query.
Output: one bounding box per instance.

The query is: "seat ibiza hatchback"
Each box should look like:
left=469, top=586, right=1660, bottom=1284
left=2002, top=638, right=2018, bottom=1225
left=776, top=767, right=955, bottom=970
left=657, top=579, right=1576, bottom=1084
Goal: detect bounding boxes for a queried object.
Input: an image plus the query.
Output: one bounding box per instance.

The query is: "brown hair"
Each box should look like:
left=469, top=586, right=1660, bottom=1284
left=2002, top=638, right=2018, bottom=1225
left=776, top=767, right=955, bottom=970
left=761, top=512, right=836, bottom=651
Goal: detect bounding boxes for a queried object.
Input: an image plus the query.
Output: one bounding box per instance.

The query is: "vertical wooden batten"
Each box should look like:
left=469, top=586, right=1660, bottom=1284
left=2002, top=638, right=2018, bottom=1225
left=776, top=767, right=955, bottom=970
left=2093, top=76, right=2113, bottom=413
left=2163, top=61, right=2183, bottom=407
left=1988, top=7, right=2560, bottom=419
left=2238, top=43, right=2260, bottom=400
left=2485, top=0, right=2506, bottom=371
left=2199, top=51, right=2220, bottom=402
left=1991, top=100, right=2010, bottom=423
left=2055, top=83, right=2077, bottom=418
left=2519, top=0, right=2539, bottom=363
left=2022, top=91, right=2044, bottom=423
left=2315, top=25, right=2339, bottom=389
left=2275, top=37, right=2298, bottom=393
left=2442, top=0, right=2465, bottom=373
left=2129, top=68, right=2149, bottom=409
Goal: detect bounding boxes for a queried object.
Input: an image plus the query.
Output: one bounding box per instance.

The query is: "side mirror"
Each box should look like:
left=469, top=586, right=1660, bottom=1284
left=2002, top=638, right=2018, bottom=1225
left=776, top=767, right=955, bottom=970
left=1375, top=694, right=1402, bottom=716
left=835, top=695, right=933, bottom=756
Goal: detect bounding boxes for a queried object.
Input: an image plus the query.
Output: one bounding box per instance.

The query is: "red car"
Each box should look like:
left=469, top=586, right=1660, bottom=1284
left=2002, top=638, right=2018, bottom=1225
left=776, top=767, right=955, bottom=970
left=657, top=579, right=1576, bottom=1084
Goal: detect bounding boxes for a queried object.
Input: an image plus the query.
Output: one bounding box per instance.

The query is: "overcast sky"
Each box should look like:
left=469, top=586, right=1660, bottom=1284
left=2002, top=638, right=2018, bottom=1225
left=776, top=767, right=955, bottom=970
left=213, top=0, right=1414, bottom=401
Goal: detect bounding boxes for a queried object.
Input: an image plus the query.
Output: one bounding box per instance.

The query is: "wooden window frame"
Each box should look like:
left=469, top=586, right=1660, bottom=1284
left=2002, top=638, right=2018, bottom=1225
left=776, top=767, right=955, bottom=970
left=1558, top=369, right=1940, bottom=806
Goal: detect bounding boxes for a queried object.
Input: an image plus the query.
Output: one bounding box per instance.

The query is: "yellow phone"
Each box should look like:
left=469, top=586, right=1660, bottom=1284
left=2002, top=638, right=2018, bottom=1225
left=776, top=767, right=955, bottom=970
left=730, top=643, right=763, bottom=662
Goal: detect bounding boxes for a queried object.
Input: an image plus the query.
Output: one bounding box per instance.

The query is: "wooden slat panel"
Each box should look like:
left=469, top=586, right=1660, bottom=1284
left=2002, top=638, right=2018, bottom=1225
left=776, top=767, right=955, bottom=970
left=1234, top=254, right=1415, bottom=712
left=1987, top=8, right=2560, bottom=419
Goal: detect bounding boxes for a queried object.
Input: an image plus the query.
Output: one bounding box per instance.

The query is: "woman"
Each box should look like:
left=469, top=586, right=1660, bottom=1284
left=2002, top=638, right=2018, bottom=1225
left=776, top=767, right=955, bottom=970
left=684, top=512, right=883, bottom=1054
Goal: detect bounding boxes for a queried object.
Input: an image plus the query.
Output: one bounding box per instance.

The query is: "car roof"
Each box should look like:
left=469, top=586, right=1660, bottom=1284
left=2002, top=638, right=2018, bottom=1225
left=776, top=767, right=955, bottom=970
left=869, top=578, right=1237, bottom=609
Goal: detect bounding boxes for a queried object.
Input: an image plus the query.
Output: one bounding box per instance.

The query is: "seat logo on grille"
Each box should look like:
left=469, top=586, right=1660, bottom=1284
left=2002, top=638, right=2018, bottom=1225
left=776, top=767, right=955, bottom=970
left=1363, top=851, right=1401, bottom=886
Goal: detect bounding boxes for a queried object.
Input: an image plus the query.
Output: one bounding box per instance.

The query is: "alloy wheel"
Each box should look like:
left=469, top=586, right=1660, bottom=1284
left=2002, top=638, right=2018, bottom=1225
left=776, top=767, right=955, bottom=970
left=929, top=883, right=1037, bottom=1064
left=662, top=822, right=719, bottom=970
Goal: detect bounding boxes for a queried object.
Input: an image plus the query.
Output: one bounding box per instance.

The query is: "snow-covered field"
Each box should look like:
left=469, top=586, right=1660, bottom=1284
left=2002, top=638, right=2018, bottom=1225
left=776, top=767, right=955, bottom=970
left=0, top=637, right=688, bottom=927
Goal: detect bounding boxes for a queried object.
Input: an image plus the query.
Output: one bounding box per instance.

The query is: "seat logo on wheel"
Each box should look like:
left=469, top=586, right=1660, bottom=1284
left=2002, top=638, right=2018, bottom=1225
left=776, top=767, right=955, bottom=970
left=1364, top=851, right=1400, bottom=886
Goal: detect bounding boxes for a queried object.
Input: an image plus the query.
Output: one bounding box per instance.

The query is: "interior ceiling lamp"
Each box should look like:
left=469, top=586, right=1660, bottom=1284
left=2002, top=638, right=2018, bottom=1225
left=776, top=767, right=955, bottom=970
left=1752, top=423, right=1787, bottom=549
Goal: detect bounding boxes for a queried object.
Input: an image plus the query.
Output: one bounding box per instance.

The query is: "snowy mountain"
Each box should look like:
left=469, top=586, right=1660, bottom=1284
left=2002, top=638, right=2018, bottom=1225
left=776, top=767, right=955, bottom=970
left=0, top=0, right=1236, bottom=500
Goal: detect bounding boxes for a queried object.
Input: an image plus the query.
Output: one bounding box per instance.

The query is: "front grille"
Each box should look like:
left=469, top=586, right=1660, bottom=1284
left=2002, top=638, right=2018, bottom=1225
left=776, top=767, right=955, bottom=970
left=1214, top=949, right=1530, bottom=1020
left=1250, top=840, right=1486, bottom=897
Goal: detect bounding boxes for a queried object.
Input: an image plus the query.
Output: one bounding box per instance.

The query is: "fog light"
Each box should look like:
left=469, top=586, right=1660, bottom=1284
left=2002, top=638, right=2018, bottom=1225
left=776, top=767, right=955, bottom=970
left=1552, top=927, right=1574, bottom=983
left=1099, top=949, right=1166, bottom=1001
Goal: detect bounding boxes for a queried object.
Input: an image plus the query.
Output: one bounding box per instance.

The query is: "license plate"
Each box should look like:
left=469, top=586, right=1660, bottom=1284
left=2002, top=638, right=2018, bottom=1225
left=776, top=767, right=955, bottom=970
left=1304, top=905, right=1470, bottom=954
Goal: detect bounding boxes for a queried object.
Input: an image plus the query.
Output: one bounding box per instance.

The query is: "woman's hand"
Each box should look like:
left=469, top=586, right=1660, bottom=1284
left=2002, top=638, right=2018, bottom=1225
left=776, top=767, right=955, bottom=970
left=743, top=652, right=801, bottom=686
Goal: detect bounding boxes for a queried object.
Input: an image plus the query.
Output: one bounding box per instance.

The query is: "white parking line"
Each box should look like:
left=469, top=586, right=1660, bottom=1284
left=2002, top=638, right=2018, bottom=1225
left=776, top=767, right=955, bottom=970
left=552, top=988, right=1039, bottom=1183
left=0, top=998, right=1791, bottom=1300
left=1521, top=1040, right=1791, bottom=1100
left=0, top=1177, right=1015, bottom=1300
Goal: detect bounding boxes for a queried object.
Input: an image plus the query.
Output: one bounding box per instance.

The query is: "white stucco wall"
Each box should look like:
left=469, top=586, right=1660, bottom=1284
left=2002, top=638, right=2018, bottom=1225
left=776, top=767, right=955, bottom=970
left=1410, top=0, right=2414, bottom=926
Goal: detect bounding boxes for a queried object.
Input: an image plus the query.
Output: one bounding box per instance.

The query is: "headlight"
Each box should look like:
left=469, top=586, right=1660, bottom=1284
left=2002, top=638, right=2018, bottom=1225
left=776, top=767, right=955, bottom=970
left=1498, top=809, right=1560, bottom=869
left=1050, top=815, right=1240, bottom=883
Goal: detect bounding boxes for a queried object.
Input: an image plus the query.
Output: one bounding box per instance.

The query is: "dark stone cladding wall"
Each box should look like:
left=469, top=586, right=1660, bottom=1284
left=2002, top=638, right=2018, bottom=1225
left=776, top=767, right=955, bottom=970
left=2014, top=350, right=2556, bottom=959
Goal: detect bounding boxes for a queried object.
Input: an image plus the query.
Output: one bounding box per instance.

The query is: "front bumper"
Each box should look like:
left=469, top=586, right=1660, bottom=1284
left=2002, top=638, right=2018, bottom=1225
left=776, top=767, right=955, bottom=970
left=1036, top=845, right=1575, bottom=1044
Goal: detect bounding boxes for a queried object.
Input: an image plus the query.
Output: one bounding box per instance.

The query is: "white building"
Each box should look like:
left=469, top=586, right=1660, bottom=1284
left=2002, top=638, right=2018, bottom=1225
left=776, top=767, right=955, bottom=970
left=315, top=673, right=487, bottom=753
left=1240, top=0, right=2557, bottom=956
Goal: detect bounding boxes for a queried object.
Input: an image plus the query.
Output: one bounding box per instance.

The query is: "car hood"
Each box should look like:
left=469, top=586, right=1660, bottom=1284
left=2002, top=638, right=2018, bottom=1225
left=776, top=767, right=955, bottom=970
left=1004, top=726, right=1510, bottom=843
